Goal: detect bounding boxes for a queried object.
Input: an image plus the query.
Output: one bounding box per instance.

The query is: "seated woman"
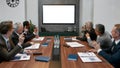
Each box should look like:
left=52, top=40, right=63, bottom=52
left=23, top=21, right=38, bottom=43
left=76, top=21, right=97, bottom=41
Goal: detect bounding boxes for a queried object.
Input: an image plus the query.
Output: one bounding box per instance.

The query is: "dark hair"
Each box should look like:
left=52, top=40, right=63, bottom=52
left=96, top=24, right=105, bottom=34
left=0, top=21, right=13, bottom=34
left=23, top=21, right=29, bottom=27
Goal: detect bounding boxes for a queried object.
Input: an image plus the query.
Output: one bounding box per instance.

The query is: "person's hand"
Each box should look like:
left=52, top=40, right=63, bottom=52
left=18, top=34, right=25, bottom=44
left=94, top=42, right=100, bottom=50
left=85, top=33, right=90, bottom=38
left=24, top=26, right=28, bottom=32
left=89, top=49, right=97, bottom=53
left=91, top=41, right=97, bottom=48
left=24, top=50, right=32, bottom=54
left=35, top=35, right=39, bottom=38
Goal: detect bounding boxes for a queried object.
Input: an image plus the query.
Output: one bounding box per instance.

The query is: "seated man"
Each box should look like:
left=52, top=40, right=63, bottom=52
left=23, top=21, right=38, bottom=43
left=76, top=21, right=97, bottom=41
left=0, top=21, right=32, bottom=62
left=11, top=23, right=24, bottom=45
left=86, top=24, right=112, bottom=49
left=90, top=24, right=120, bottom=68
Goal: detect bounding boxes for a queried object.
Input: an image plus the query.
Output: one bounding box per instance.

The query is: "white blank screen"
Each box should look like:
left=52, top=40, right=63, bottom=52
left=43, top=5, right=75, bottom=24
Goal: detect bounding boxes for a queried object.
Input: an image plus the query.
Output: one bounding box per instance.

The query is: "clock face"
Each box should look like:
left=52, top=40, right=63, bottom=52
left=6, top=0, right=19, bottom=8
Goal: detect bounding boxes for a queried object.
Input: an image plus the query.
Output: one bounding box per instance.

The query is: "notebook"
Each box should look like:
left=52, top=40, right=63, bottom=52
left=41, top=42, right=49, bottom=47
left=68, top=54, right=78, bottom=61
left=35, top=56, right=50, bottom=62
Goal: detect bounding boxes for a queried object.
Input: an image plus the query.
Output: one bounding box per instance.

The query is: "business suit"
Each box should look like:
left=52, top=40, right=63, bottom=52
left=0, top=34, right=31, bottom=62
left=99, top=41, right=120, bottom=68
left=24, top=31, right=36, bottom=43
left=0, top=34, right=22, bottom=62
left=11, top=31, right=19, bottom=45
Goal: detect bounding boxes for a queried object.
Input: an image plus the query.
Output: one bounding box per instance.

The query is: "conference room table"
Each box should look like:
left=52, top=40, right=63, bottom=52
left=0, top=36, right=54, bottom=68
left=0, top=36, right=114, bottom=68
left=60, top=36, right=114, bottom=68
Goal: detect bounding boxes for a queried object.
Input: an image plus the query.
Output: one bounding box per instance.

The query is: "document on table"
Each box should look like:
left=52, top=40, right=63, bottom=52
left=12, top=53, right=30, bottom=61
left=25, top=43, right=40, bottom=49
left=77, top=52, right=102, bottom=62
left=66, top=42, right=84, bottom=47
left=72, top=37, right=79, bottom=41
left=32, top=37, right=45, bottom=41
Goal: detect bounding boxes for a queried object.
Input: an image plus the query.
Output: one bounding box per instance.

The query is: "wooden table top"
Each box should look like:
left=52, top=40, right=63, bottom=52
left=0, top=36, right=54, bottom=68
left=60, top=36, right=114, bottom=68
left=0, top=36, right=114, bottom=68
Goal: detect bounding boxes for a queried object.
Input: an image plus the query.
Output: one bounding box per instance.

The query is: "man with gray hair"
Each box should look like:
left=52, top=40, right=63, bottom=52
left=86, top=24, right=112, bottom=49
left=11, top=22, right=32, bottom=54
left=90, top=24, right=120, bottom=68
left=11, top=23, right=24, bottom=45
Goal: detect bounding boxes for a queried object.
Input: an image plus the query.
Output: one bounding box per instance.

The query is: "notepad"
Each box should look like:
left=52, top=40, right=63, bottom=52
left=41, top=42, right=49, bottom=47
left=25, top=43, right=40, bottom=49
left=77, top=52, right=102, bottom=62
left=66, top=42, right=84, bottom=47
left=35, top=56, right=50, bottom=62
left=68, top=54, right=78, bottom=61
left=32, top=37, right=45, bottom=41
left=12, top=53, right=30, bottom=61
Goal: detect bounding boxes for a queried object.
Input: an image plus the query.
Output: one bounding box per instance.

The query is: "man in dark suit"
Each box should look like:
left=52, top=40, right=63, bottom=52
left=90, top=24, right=120, bottom=68
left=11, top=23, right=24, bottom=45
left=0, top=21, right=32, bottom=62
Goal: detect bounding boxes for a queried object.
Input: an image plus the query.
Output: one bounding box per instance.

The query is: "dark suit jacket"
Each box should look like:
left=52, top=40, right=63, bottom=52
left=99, top=41, right=120, bottom=68
left=76, top=28, right=97, bottom=41
left=11, top=31, right=19, bottom=45
left=0, top=34, right=22, bottom=62
left=24, top=31, right=36, bottom=43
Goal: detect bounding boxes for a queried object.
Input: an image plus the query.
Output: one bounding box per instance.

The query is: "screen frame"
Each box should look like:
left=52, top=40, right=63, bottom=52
left=42, top=4, right=76, bottom=25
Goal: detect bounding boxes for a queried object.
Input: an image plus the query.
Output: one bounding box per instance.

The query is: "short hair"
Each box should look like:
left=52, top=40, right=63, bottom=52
left=114, top=24, right=120, bottom=35
left=87, top=21, right=93, bottom=28
left=14, top=23, right=22, bottom=31
left=0, top=21, right=13, bottom=34
left=95, top=24, right=105, bottom=34
left=23, top=21, right=29, bottom=27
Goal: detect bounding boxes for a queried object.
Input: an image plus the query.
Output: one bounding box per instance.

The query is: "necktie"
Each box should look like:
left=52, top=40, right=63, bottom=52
left=6, top=40, right=11, bottom=51
left=111, top=40, right=116, bottom=52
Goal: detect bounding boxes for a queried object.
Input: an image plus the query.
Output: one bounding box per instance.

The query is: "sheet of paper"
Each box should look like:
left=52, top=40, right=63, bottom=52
left=25, top=43, right=40, bottom=49
left=72, top=37, right=79, bottom=41
left=12, top=53, right=30, bottom=61
left=32, top=37, right=45, bottom=41
left=77, top=52, right=102, bottom=62
left=66, top=42, right=84, bottom=47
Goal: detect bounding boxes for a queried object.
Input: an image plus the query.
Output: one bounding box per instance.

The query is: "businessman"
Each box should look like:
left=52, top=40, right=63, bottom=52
left=86, top=24, right=112, bottom=49
left=90, top=24, right=120, bottom=68
left=0, top=21, right=32, bottom=62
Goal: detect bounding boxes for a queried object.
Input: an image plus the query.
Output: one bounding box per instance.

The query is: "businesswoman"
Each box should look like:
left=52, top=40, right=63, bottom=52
left=0, top=21, right=31, bottom=62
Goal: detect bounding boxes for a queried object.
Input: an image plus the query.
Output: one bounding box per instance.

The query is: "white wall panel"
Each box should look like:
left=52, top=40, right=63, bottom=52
left=93, top=0, right=120, bottom=33
left=0, top=0, right=25, bottom=23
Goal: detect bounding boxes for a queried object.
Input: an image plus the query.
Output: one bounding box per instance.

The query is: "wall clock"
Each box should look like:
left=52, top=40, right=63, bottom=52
left=6, top=0, right=19, bottom=8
